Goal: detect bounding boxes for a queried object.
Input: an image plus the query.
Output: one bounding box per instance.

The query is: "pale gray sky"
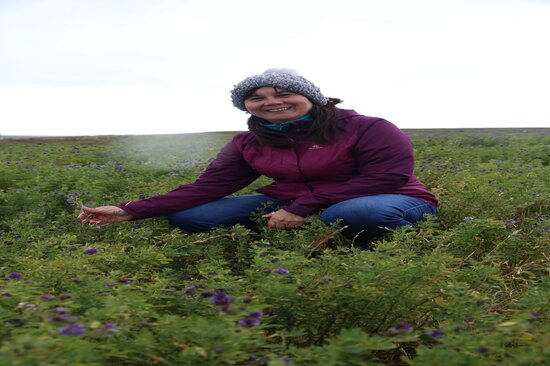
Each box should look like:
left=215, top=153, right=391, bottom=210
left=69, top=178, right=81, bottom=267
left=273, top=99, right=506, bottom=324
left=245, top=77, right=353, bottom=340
left=1, top=0, right=549, bottom=136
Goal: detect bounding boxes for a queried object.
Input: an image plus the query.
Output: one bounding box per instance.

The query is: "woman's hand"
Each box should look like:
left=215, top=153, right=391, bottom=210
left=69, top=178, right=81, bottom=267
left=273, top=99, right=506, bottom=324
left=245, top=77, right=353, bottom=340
left=262, top=209, right=305, bottom=230
left=77, top=205, right=133, bottom=225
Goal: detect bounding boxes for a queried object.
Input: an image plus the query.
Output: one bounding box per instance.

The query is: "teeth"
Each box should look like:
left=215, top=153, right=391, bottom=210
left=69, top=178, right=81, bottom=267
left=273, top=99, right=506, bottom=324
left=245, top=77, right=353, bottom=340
left=266, top=107, right=290, bottom=112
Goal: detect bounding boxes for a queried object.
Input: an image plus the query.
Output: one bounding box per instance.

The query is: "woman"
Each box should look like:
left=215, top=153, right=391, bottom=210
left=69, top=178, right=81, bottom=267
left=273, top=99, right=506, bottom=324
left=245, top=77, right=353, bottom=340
left=78, top=69, right=437, bottom=241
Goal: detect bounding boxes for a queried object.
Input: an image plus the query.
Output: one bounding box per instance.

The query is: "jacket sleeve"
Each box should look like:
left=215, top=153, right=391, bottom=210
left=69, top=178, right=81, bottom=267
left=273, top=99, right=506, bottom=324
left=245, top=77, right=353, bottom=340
left=282, top=119, right=414, bottom=217
left=118, top=137, right=261, bottom=219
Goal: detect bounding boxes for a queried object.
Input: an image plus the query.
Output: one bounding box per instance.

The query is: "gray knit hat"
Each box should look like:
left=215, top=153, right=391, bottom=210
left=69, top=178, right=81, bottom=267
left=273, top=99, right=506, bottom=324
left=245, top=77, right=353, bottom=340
left=230, top=68, right=328, bottom=111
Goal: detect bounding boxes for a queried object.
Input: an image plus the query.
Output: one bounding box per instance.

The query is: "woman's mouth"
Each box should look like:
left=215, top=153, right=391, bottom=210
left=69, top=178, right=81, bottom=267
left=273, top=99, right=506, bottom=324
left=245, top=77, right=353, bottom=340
left=265, top=107, right=291, bottom=112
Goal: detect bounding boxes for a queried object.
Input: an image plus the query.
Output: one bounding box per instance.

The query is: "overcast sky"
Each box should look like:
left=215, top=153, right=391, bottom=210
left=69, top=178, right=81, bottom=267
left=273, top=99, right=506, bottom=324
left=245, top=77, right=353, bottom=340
left=1, top=0, right=549, bottom=136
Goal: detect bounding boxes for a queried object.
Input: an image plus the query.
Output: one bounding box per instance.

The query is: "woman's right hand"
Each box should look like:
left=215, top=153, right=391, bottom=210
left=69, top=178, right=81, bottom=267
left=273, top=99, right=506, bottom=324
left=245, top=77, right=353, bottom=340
left=77, top=205, right=133, bottom=225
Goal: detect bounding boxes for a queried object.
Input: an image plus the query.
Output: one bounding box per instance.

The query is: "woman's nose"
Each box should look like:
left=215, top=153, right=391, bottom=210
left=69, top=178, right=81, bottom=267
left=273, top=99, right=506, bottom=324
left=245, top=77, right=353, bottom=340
left=264, top=96, right=282, bottom=105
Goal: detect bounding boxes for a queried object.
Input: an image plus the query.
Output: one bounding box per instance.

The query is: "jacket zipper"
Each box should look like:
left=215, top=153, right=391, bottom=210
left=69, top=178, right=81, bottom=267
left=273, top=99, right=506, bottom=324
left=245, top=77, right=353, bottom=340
left=291, top=133, right=313, bottom=192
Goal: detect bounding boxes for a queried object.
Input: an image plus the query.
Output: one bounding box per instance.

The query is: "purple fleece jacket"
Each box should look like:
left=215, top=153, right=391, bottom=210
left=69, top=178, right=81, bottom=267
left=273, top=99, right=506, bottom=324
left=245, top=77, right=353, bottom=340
left=118, top=109, right=437, bottom=219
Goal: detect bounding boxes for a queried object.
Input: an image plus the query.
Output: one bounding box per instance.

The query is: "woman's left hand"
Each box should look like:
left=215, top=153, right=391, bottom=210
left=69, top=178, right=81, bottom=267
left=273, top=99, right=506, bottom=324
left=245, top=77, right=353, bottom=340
left=262, top=209, right=305, bottom=230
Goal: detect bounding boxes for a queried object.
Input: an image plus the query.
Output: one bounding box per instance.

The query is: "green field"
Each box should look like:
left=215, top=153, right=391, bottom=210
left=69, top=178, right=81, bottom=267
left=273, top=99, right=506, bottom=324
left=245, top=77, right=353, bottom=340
left=0, top=129, right=548, bottom=365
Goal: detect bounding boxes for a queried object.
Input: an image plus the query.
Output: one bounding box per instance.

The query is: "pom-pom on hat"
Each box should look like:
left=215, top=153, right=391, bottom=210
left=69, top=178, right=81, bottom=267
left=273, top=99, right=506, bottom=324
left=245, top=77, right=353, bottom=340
left=230, top=68, right=328, bottom=111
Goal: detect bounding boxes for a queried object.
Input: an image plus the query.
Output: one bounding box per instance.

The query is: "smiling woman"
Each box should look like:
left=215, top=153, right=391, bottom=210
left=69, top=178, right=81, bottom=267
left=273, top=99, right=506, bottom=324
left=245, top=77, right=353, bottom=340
left=78, top=68, right=438, bottom=243
left=243, top=88, right=313, bottom=123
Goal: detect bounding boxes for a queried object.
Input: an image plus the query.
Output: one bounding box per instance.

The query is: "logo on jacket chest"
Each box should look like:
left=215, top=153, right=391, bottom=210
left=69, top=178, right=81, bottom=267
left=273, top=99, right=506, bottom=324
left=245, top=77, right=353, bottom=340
left=308, top=144, right=324, bottom=150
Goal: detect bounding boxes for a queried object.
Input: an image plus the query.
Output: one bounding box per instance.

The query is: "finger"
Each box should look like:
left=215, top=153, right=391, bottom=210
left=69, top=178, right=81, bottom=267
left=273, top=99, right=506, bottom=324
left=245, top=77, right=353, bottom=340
left=80, top=206, right=99, bottom=214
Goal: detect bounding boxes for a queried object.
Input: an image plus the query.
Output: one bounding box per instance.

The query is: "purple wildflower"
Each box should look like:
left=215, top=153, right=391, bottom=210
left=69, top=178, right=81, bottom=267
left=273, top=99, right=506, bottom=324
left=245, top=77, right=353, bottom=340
left=200, top=291, right=214, bottom=298
left=53, top=307, right=70, bottom=314
left=275, top=267, right=289, bottom=275
left=49, top=315, right=76, bottom=322
left=425, top=329, right=445, bottom=339
left=58, top=323, right=86, bottom=336
left=137, top=320, right=152, bottom=328
left=389, top=323, right=413, bottom=334
left=66, top=192, right=80, bottom=204
left=238, top=312, right=264, bottom=328
left=83, top=247, right=98, bottom=255
left=102, top=322, right=118, bottom=334
left=40, top=293, right=55, bottom=301
left=7, top=272, right=23, bottom=280
left=184, top=284, right=203, bottom=295
left=5, top=318, right=24, bottom=327
left=214, top=347, right=224, bottom=354
left=476, top=347, right=489, bottom=353
left=210, top=292, right=231, bottom=306
left=463, top=216, right=476, bottom=221
left=118, top=278, right=131, bottom=284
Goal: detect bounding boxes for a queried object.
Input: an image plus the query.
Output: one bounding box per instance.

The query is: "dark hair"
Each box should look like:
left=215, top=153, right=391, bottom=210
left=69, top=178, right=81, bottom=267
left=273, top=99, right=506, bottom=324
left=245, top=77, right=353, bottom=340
left=247, top=97, right=343, bottom=148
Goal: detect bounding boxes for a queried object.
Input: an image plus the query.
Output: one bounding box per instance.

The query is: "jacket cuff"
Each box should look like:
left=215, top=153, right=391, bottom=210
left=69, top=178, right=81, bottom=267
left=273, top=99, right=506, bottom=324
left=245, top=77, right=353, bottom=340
left=281, top=203, right=316, bottom=218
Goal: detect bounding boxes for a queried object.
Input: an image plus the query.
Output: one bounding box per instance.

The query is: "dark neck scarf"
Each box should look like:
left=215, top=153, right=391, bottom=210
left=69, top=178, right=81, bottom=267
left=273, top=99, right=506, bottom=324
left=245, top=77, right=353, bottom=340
left=260, top=114, right=312, bottom=132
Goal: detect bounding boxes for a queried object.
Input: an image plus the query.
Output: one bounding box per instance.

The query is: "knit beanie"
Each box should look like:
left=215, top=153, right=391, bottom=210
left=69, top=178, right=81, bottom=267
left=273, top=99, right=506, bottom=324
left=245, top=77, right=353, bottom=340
left=230, top=68, right=328, bottom=111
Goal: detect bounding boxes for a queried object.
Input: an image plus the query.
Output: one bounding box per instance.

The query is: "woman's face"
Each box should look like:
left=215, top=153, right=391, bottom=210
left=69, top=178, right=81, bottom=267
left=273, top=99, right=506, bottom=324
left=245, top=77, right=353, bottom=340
left=244, top=87, right=313, bottom=123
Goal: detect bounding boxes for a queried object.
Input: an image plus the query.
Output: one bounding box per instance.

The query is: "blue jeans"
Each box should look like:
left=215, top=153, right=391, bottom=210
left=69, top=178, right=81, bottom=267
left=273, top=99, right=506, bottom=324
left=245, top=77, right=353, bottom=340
left=168, top=194, right=437, bottom=241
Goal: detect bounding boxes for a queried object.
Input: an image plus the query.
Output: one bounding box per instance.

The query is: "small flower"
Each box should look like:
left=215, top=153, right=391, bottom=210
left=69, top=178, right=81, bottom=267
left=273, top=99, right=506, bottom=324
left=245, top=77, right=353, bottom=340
left=214, top=347, right=224, bottom=354
left=425, top=329, right=445, bottom=339
left=137, top=320, right=152, bottom=328
left=7, top=272, right=23, bottom=280
left=239, top=317, right=260, bottom=327
left=5, top=318, right=24, bottom=327
left=49, top=315, right=76, bottom=322
left=118, top=278, right=131, bottom=284
left=102, top=322, right=118, bottom=334
left=210, top=292, right=231, bottom=306
left=389, top=323, right=413, bottom=334
left=16, top=303, right=37, bottom=310
left=275, top=267, right=289, bottom=275
left=476, top=347, right=489, bottom=353
left=184, top=284, right=203, bottom=295
left=58, top=323, right=86, bottom=336
left=53, top=307, right=70, bottom=314
left=83, top=247, right=98, bottom=255
left=40, top=293, right=55, bottom=301
left=463, top=216, right=476, bottom=221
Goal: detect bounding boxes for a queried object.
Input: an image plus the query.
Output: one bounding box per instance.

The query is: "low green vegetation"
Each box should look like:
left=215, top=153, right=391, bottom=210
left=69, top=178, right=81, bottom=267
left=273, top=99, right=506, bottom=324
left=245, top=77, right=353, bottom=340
left=1, top=129, right=548, bottom=365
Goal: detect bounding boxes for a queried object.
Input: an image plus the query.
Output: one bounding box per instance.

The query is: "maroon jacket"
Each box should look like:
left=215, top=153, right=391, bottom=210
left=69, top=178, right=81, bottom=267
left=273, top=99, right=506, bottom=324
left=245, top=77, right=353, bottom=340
left=118, top=109, right=437, bottom=219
